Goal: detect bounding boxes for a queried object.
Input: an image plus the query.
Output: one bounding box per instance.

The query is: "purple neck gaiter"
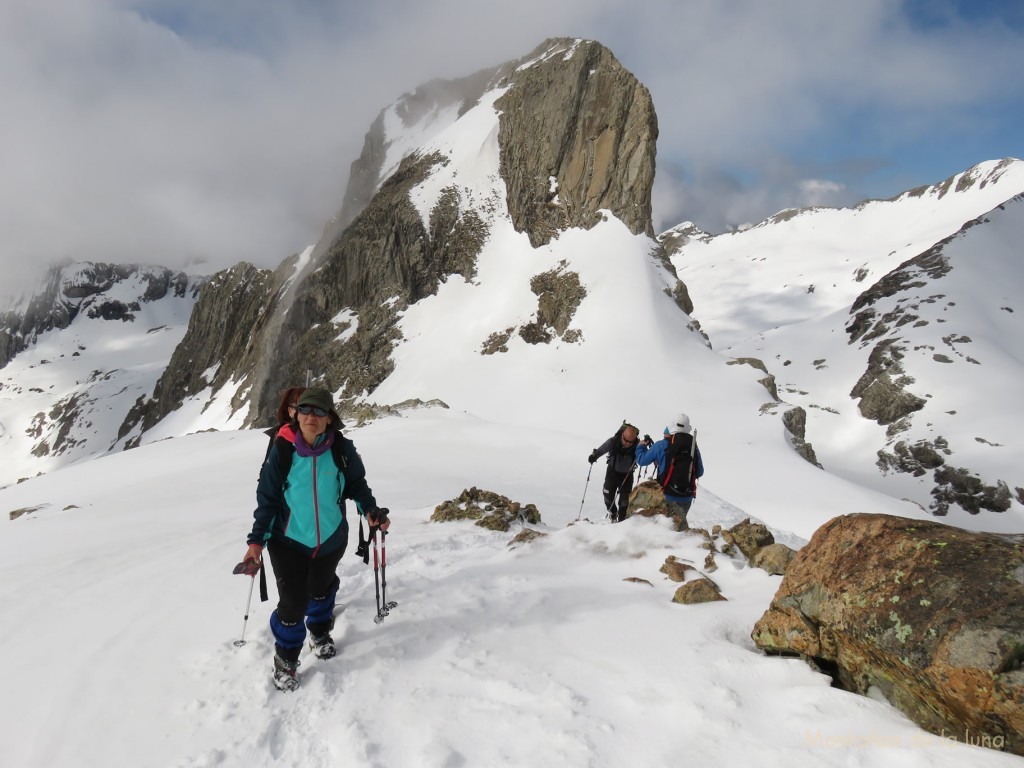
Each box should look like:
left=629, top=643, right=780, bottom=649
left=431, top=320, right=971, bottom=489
left=294, top=428, right=334, bottom=458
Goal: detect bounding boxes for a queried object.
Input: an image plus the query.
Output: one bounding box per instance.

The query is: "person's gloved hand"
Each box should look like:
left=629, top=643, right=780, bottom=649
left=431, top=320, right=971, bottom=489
left=588, top=451, right=598, bottom=464
left=643, top=434, right=653, bottom=447
left=368, top=507, right=390, bottom=530
left=233, top=543, right=263, bottom=575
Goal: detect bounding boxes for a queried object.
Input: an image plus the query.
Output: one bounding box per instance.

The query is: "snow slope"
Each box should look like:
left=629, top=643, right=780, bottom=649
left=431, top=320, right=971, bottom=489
left=1, top=418, right=1021, bottom=768
left=670, top=159, right=1024, bottom=352
left=666, top=160, right=1024, bottom=515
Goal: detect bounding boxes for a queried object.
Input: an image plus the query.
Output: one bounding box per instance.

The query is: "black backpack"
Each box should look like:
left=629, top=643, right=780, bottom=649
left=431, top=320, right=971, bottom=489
left=660, top=432, right=696, bottom=497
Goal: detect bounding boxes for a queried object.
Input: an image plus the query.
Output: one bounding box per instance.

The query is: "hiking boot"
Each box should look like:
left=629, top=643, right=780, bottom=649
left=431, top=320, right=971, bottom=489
left=309, top=632, right=336, bottom=660
left=272, top=654, right=300, bottom=692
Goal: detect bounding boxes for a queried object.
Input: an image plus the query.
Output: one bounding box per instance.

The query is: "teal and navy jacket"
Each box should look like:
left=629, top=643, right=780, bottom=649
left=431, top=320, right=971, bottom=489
left=248, top=425, right=376, bottom=558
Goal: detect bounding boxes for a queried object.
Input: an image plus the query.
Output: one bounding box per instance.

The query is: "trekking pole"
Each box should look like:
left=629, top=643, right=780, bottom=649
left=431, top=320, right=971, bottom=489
left=689, top=429, right=698, bottom=494
left=576, top=464, right=594, bottom=521
left=380, top=529, right=398, bottom=614
left=371, top=526, right=383, bottom=623
left=234, top=573, right=257, bottom=648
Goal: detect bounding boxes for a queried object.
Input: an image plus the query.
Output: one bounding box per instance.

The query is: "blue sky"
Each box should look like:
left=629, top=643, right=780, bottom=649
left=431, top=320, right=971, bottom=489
left=1, top=0, right=1022, bottom=289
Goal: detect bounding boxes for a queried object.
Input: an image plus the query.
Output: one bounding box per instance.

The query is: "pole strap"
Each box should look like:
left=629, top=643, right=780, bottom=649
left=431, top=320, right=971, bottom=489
left=358, top=518, right=370, bottom=564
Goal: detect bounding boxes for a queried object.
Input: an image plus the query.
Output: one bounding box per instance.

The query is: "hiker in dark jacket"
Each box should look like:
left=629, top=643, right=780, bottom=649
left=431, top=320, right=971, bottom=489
left=589, top=422, right=640, bottom=522
left=635, top=412, right=704, bottom=529
left=262, top=386, right=305, bottom=461
left=240, top=387, right=390, bottom=691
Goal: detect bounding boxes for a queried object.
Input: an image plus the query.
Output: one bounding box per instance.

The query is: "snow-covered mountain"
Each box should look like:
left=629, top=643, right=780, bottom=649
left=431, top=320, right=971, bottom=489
left=1, top=38, right=1022, bottom=537
left=0, top=262, right=203, bottom=483
left=665, top=159, right=1024, bottom=516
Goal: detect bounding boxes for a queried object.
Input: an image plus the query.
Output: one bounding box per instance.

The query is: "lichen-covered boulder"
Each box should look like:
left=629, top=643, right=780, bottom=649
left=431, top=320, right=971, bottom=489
left=750, top=543, right=797, bottom=576
left=627, top=480, right=690, bottom=529
left=752, top=513, right=1024, bottom=755
left=626, top=480, right=669, bottom=518
left=431, top=487, right=541, bottom=532
left=721, top=518, right=775, bottom=559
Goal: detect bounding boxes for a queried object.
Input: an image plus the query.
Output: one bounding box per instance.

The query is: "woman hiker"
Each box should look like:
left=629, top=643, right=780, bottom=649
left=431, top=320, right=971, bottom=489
left=240, top=387, right=390, bottom=691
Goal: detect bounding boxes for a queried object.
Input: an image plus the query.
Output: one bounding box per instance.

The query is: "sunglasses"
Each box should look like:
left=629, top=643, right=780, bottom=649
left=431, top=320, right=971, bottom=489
left=296, top=405, right=329, bottom=417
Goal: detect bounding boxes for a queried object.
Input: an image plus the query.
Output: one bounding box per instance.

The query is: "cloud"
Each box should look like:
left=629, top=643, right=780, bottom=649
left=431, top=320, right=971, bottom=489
left=1, top=0, right=1022, bottom=296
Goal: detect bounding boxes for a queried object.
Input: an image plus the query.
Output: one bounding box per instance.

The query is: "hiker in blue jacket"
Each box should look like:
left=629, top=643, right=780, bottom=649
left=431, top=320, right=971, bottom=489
left=240, top=387, right=390, bottom=691
left=635, top=412, right=704, bottom=529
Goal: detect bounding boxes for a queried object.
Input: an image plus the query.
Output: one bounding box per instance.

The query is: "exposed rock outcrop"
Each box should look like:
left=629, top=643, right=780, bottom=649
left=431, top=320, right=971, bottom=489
left=431, top=487, right=541, bottom=532
left=660, top=555, right=695, bottom=582
left=752, top=513, right=1024, bottom=755
left=721, top=518, right=775, bottom=560
left=876, top=439, right=1013, bottom=516
left=626, top=480, right=673, bottom=523
left=508, top=528, right=547, bottom=548
left=496, top=38, right=657, bottom=247
left=487, top=262, right=588, bottom=349
left=750, top=543, right=797, bottom=576
left=727, top=357, right=780, bottom=402
left=657, top=555, right=726, bottom=604
left=849, top=340, right=926, bottom=428
left=782, top=406, right=822, bottom=469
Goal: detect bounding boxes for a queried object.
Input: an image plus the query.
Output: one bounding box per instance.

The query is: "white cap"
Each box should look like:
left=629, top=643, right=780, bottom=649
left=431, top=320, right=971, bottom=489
left=668, top=412, right=692, bottom=435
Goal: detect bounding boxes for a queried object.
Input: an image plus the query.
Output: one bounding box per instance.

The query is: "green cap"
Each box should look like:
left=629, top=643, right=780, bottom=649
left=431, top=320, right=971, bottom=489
left=296, top=388, right=337, bottom=418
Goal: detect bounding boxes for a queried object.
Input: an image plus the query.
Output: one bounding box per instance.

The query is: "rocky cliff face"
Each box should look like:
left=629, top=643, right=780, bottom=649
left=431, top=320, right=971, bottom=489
left=495, top=39, right=657, bottom=246
left=141, top=37, right=659, bottom=428
left=124, top=260, right=289, bottom=440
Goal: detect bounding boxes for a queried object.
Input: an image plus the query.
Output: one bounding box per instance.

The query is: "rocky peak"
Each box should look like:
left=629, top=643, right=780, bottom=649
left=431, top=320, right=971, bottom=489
left=496, top=38, right=657, bottom=246
left=138, top=37, right=661, bottom=430
left=896, top=157, right=1021, bottom=202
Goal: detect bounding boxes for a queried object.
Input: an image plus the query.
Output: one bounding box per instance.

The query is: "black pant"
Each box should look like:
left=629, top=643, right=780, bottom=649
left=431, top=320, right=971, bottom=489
left=267, top=539, right=345, bottom=633
left=602, top=468, right=634, bottom=521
